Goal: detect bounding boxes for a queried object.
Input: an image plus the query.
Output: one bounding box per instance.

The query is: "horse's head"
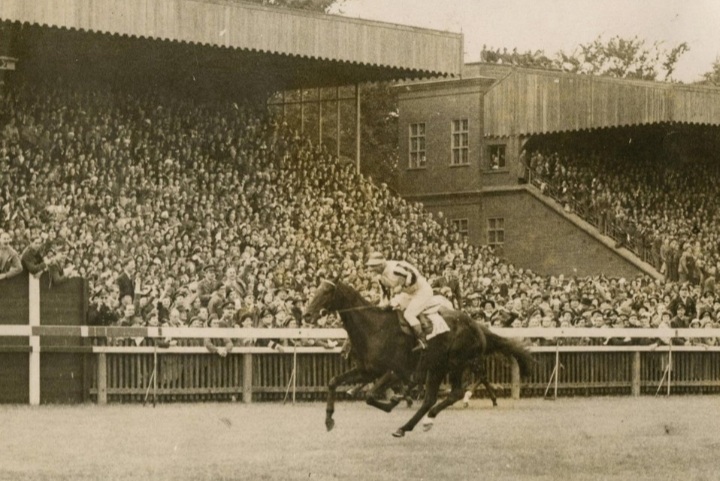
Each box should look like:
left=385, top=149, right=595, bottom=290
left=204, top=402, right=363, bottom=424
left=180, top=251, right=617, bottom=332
left=303, top=279, right=338, bottom=325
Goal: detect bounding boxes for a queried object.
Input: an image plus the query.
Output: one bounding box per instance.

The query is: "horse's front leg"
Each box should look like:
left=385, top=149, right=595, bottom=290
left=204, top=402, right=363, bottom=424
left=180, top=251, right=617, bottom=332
left=392, top=369, right=445, bottom=438
left=326, top=367, right=366, bottom=431
left=425, top=368, right=466, bottom=429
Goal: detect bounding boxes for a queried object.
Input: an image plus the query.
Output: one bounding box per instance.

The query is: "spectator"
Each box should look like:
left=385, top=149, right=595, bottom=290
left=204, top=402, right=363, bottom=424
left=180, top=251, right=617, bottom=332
left=668, top=285, right=696, bottom=318
left=20, top=233, right=50, bottom=276
left=0, top=230, right=23, bottom=281
left=197, top=265, right=220, bottom=307
left=116, top=259, right=136, bottom=304
left=204, top=307, right=235, bottom=357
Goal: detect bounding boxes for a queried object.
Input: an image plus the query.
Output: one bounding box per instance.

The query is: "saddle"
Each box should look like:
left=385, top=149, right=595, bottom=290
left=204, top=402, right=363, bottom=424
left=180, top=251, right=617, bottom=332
left=397, top=311, right=434, bottom=336
left=397, top=296, right=454, bottom=337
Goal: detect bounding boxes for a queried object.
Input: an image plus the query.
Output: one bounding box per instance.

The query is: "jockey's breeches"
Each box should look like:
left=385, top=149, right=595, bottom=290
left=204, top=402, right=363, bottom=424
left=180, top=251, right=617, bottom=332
left=401, top=282, right=434, bottom=327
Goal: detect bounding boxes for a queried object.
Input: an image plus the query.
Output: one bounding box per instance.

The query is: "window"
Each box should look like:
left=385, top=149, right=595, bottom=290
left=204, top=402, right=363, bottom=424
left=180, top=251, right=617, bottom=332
left=487, top=144, right=506, bottom=170
left=409, top=123, right=426, bottom=168
left=451, top=119, right=469, bottom=165
left=451, top=219, right=469, bottom=237
left=488, top=218, right=505, bottom=245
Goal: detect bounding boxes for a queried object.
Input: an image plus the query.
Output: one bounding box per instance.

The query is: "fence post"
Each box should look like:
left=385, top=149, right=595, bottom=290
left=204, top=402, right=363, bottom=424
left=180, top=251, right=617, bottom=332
left=631, top=351, right=641, bottom=397
left=511, top=359, right=520, bottom=399
left=97, top=353, right=107, bottom=405
left=243, top=352, right=253, bottom=403
left=28, top=275, right=41, bottom=406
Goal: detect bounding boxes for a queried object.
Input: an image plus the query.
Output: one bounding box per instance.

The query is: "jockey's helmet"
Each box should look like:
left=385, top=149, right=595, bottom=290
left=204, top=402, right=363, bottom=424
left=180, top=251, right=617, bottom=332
left=365, top=252, right=386, bottom=267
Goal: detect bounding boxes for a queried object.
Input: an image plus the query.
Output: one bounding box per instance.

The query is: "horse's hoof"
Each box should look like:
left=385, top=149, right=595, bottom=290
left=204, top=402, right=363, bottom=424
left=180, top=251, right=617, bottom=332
left=392, top=429, right=405, bottom=438
left=422, top=416, right=434, bottom=432
left=406, top=400, right=413, bottom=408
left=325, top=419, right=335, bottom=432
left=492, top=401, right=498, bottom=407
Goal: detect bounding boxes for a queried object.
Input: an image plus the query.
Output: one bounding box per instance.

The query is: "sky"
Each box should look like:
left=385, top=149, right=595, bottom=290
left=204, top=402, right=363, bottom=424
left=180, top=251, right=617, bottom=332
left=329, top=0, right=720, bottom=83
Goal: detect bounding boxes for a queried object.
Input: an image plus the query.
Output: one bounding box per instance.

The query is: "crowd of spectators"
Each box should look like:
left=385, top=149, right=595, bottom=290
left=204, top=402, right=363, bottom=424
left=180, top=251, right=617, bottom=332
left=525, top=149, right=720, bottom=289
left=1, top=75, right=719, bottom=350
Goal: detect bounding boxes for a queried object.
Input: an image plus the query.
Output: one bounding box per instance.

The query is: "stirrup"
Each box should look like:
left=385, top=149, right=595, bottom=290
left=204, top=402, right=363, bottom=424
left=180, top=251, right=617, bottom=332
left=412, top=339, right=427, bottom=351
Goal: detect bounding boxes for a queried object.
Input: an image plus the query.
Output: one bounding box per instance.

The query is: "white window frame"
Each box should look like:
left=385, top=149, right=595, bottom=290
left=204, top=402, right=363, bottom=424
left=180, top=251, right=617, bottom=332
left=488, top=217, right=505, bottom=245
left=451, top=119, right=469, bottom=166
left=409, top=123, right=427, bottom=169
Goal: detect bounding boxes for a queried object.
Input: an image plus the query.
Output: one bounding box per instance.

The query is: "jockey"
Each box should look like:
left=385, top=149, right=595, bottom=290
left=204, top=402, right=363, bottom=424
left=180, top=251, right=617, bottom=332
left=365, top=252, right=433, bottom=350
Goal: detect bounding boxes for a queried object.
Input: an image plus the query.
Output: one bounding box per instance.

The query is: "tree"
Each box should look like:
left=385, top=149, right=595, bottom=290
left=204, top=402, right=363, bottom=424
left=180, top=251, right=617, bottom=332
left=697, top=57, right=720, bottom=87
left=245, top=0, right=343, bottom=13
left=359, top=82, right=399, bottom=184
left=480, top=45, right=556, bottom=70
left=555, top=35, right=689, bottom=81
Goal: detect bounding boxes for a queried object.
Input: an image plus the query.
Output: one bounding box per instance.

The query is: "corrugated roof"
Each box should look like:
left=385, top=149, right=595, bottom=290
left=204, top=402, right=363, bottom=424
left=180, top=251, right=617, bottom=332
left=475, top=64, right=720, bottom=136
left=0, top=0, right=463, bottom=79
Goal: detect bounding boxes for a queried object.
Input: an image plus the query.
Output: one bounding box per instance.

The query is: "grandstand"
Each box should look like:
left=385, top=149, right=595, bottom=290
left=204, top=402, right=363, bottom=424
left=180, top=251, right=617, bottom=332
left=0, top=0, right=465, bottom=403
left=1, top=1, right=720, bottom=407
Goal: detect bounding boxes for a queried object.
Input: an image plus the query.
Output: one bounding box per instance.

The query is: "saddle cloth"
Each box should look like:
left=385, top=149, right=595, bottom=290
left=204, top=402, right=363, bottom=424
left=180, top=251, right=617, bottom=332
left=398, top=295, right=452, bottom=340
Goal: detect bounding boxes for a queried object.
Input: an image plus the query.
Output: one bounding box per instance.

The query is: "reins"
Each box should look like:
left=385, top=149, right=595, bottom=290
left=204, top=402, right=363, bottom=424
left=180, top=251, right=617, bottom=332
left=321, top=279, right=379, bottom=314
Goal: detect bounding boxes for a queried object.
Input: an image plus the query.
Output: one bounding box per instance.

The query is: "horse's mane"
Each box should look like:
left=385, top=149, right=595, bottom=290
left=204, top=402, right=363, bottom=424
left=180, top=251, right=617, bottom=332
left=336, top=281, right=375, bottom=308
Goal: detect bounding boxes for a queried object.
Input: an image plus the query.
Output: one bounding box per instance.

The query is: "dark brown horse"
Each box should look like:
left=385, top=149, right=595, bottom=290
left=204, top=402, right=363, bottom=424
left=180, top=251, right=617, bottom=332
left=304, top=279, right=534, bottom=437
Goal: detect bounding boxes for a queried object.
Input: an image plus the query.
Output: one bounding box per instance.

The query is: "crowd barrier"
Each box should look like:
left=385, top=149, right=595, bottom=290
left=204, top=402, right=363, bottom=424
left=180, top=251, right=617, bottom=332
left=1, top=323, right=720, bottom=405
left=2, top=276, right=720, bottom=404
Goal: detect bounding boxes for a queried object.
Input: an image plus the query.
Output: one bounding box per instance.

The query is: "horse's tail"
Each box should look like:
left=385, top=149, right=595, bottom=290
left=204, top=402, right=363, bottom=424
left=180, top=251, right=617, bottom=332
left=480, top=325, right=535, bottom=378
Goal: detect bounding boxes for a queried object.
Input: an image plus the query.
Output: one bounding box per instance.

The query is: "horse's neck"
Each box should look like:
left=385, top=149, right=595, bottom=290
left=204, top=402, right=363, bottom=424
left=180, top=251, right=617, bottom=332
left=338, top=305, right=383, bottom=334
left=336, top=286, right=391, bottom=347
left=339, top=310, right=391, bottom=363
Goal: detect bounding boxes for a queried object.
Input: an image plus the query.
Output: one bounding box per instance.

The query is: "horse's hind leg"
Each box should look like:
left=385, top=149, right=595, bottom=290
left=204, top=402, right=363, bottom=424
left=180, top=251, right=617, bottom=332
left=464, top=361, right=497, bottom=407
left=392, top=369, right=445, bottom=438
left=475, top=360, right=498, bottom=407
left=463, top=379, right=479, bottom=408
left=326, top=368, right=366, bottom=432
left=481, top=378, right=498, bottom=407
left=424, top=368, right=465, bottom=430
left=366, top=371, right=401, bottom=413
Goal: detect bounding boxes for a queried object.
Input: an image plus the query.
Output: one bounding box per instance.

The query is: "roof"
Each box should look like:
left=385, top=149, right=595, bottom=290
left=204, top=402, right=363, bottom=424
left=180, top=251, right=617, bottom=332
left=0, top=0, right=463, bottom=88
left=467, top=64, right=720, bottom=137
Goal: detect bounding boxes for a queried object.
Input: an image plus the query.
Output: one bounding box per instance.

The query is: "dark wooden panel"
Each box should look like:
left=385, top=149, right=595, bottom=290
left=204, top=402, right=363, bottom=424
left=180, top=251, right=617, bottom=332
left=0, top=271, right=29, bottom=328
left=40, top=353, right=85, bottom=404
left=0, top=352, right=29, bottom=403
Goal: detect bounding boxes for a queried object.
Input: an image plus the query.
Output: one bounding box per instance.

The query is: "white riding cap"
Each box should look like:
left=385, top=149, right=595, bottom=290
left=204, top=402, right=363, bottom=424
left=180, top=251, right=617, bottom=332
left=365, top=252, right=386, bottom=267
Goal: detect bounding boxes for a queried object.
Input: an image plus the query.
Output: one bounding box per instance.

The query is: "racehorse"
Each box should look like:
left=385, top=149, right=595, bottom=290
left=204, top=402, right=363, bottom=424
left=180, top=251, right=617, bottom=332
left=303, top=279, right=534, bottom=437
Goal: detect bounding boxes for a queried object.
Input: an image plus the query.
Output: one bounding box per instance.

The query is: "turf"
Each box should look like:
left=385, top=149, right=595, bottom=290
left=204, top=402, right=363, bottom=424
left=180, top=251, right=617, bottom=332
left=0, top=396, right=718, bottom=481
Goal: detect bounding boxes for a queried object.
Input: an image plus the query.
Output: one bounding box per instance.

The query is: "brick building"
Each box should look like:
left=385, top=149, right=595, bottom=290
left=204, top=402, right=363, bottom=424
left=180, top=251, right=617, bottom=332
left=396, top=63, right=720, bottom=277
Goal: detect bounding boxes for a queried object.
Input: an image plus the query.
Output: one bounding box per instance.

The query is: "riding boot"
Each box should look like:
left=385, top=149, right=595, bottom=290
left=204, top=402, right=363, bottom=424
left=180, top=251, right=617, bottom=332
left=410, top=324, right=428, bottom=351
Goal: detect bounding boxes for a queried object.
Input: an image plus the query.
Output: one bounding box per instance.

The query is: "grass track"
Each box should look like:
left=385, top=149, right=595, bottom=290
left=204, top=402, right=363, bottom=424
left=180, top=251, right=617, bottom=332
left=1, top=396, right=719, bottom=481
